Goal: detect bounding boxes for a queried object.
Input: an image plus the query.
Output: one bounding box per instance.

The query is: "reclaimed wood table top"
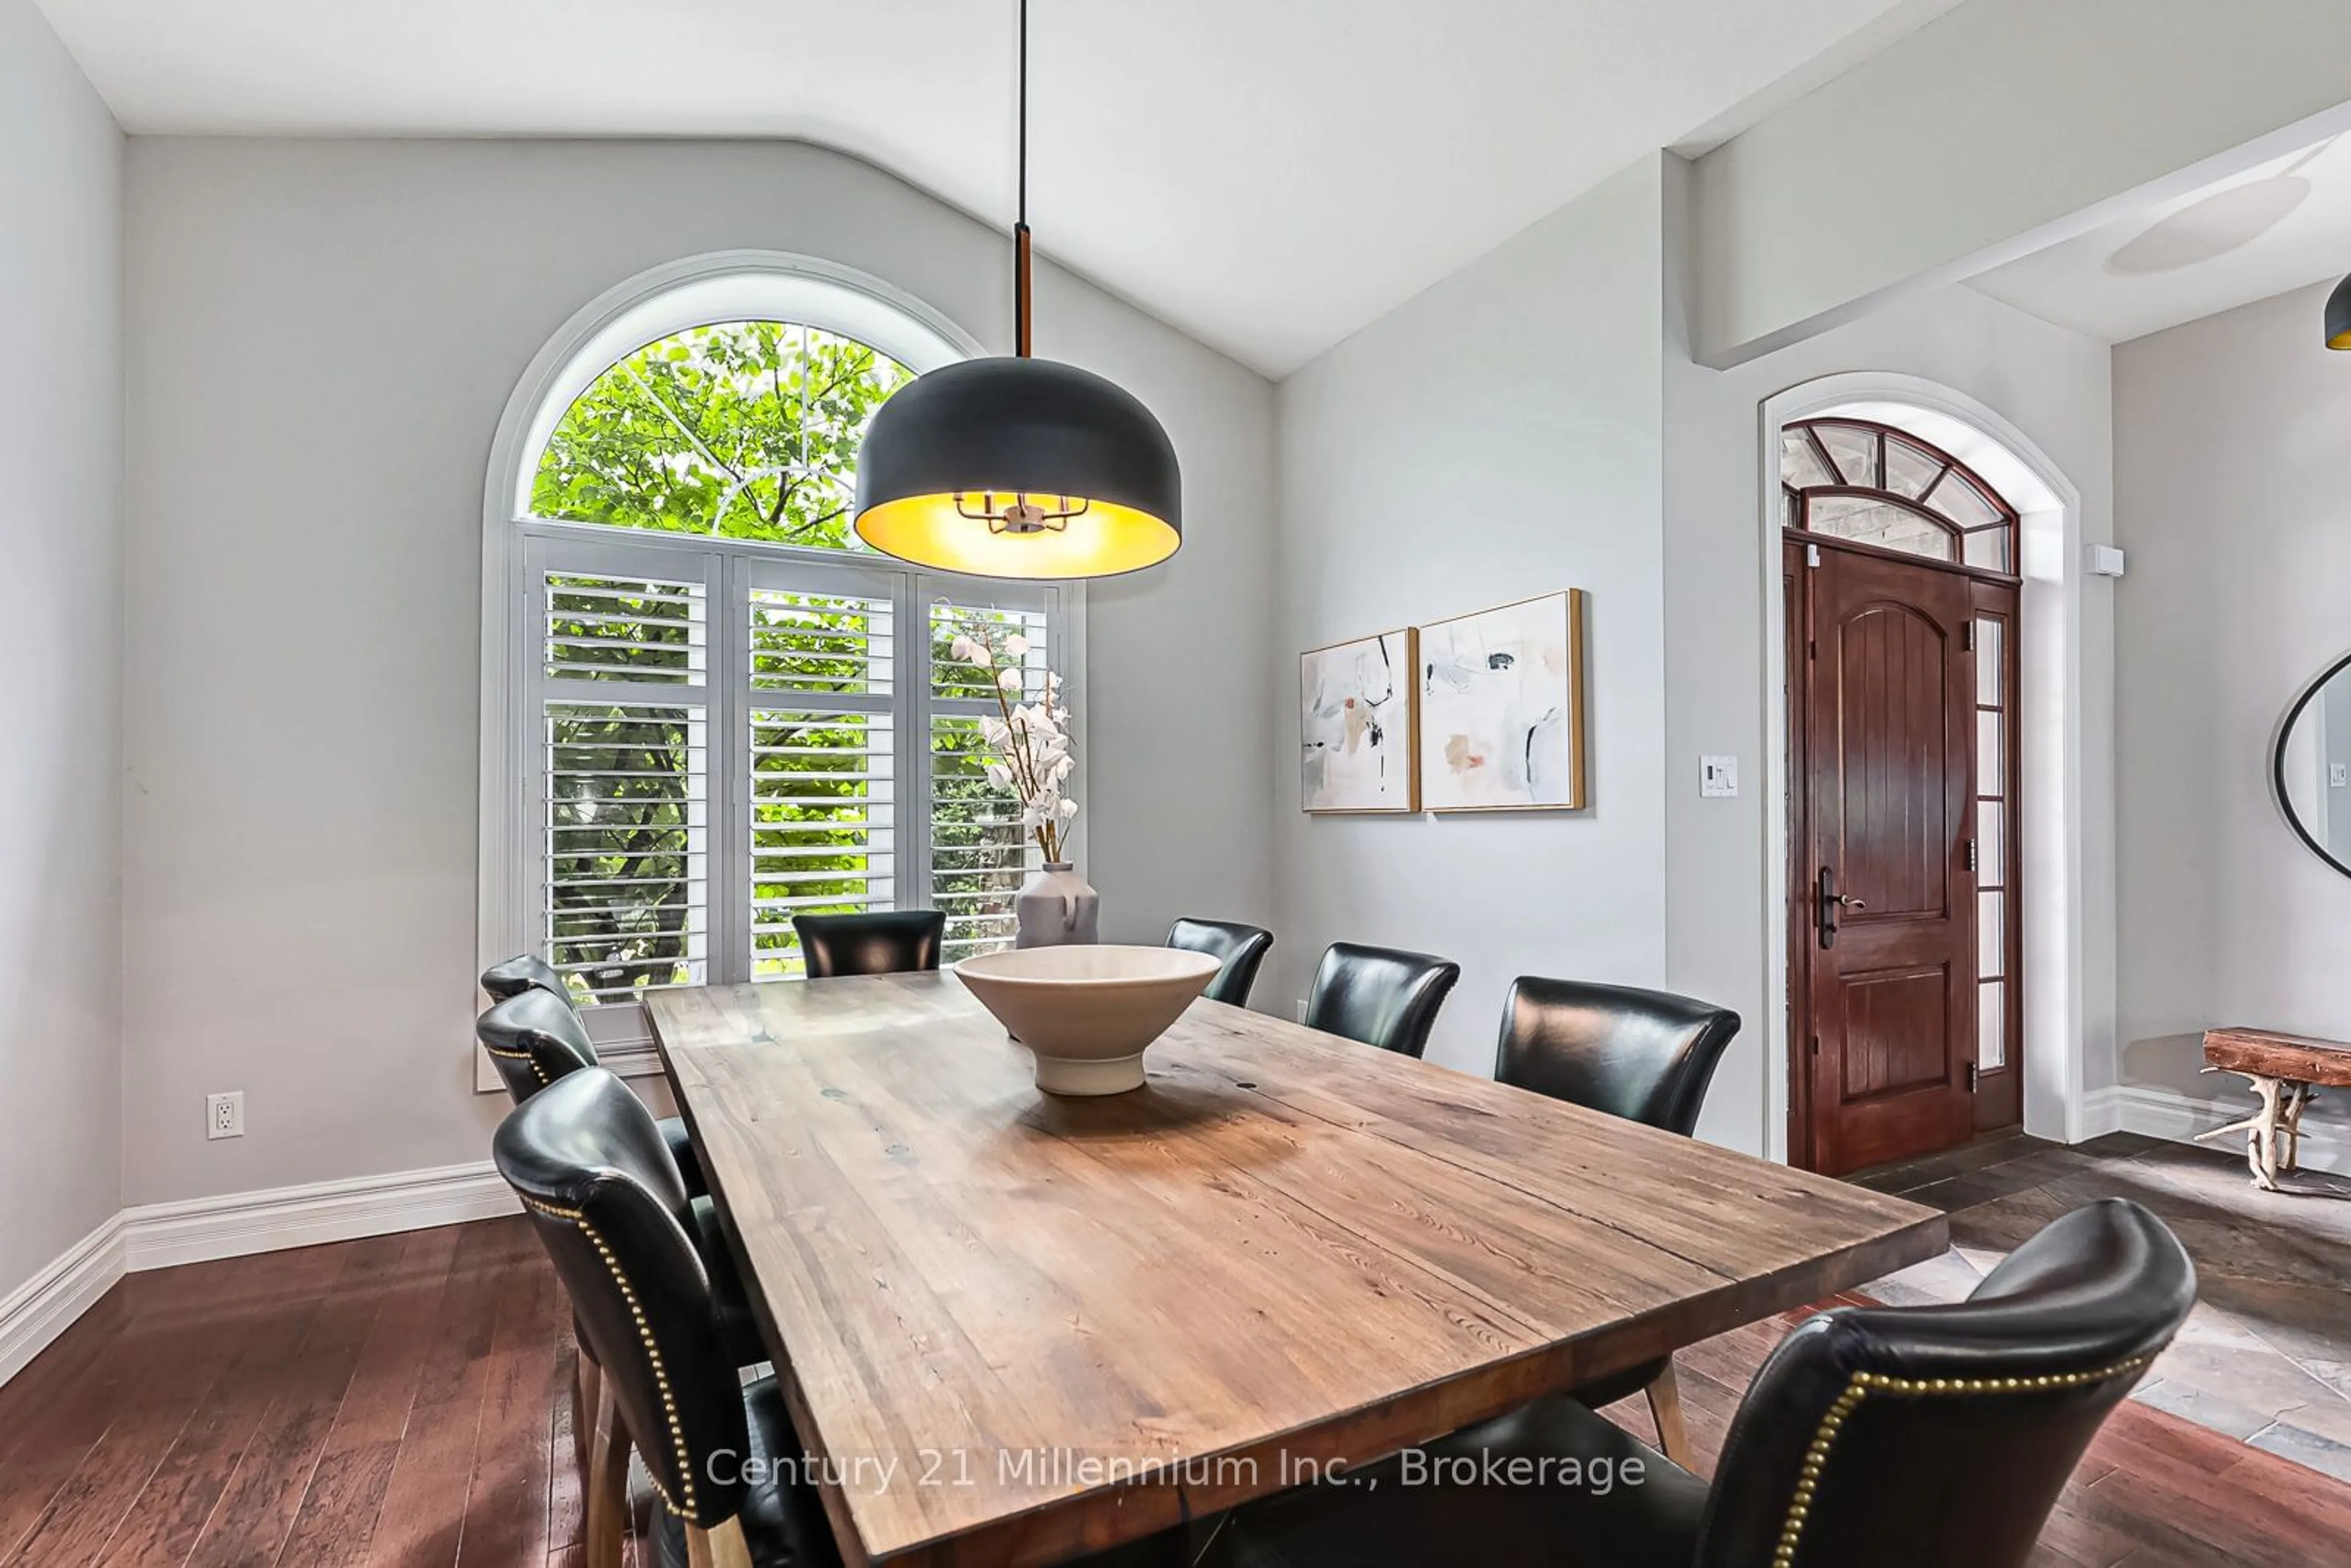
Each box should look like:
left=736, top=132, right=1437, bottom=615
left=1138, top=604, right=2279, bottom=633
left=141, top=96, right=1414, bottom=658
left=2204, top=1027, right=2351, bottom=1086
left=648, top=972, right=1946, bottom=1567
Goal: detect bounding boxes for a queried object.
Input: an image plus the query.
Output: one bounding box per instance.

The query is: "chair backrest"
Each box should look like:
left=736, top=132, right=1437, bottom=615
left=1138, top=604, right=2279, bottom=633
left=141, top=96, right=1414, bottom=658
left=1493, top=977, right=1740, bottom=1136
left=1696, top=1198, right=2195, bottom=1568
left=792, top=910, right=947, bottom=978
left=479, top=953, right=571, bottom=1005
left=1166, top=918, right=1275, bottom=1007
left=493, top=1069, right=750, bottom=1531
left=476, top=988, right=601, bottom=1105
left=1303, top=942, right=1461, bottom=1058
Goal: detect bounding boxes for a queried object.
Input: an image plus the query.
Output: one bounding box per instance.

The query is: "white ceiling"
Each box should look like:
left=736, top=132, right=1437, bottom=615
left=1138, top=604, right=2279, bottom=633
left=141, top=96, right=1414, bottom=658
left=1972, top=136, right=2351, bottom=346
left=36, top=0, right=1959, bottom=377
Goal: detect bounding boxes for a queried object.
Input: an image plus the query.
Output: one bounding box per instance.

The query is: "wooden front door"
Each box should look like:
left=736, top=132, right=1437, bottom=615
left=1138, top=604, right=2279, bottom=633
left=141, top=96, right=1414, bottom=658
left=1793, top=539, right=1980, bottom=1174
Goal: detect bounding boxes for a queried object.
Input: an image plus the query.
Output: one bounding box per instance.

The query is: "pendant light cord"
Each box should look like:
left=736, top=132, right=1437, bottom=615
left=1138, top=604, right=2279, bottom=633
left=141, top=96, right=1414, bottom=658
left=1014, top=0, right=1033, bottom=357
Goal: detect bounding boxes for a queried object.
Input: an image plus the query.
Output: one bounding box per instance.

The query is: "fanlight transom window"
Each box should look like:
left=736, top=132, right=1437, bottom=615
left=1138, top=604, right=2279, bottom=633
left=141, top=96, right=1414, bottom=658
left=1780, top=418, right=2017, bottom=572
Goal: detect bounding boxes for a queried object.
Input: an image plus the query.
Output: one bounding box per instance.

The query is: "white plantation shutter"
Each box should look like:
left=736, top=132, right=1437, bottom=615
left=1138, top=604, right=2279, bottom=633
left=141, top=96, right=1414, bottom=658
left=508, top=527, right=1068, bottom=1029
left=743, top=571, right=900, bottom=979
left=527, top=538, right=718, bottom=1006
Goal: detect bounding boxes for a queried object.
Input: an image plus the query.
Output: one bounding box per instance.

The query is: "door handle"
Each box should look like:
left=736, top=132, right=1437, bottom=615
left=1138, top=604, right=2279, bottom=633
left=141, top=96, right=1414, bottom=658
left=1818, top=867, right=1864, bottom=948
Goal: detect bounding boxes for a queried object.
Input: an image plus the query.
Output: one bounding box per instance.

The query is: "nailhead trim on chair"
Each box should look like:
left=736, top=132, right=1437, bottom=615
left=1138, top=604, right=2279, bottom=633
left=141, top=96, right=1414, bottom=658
left=482, top=1043, right=552, bottom=1087
left=522, top=1196, right=700, bottom=1520
left=1769, top=1352, right=2159, bottom=1567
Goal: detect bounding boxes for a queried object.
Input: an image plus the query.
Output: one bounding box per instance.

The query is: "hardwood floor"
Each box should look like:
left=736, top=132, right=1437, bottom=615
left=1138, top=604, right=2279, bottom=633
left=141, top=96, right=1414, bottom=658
left=0, top=1218, right=590, bottom=1568
left=2, top=1215, right=2345, bottom=1566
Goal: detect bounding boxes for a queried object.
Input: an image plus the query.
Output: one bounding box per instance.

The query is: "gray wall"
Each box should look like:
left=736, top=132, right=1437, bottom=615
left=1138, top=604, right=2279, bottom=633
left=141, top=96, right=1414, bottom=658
left=1272, top=158, right=1671, bottom=1075
left=120, top=138, right=1275, bottom=1205
left=0, top=0, right=124, bottom=1299
left=2113, top=279, right=2351, bottom=1141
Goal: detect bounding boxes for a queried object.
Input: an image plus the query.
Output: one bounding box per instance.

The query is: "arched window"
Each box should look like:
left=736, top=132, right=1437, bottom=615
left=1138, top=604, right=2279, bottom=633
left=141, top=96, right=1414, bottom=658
left=1781, top=418, right=2017, bottom=572
left=484, top=261, right=1073, bottom=1045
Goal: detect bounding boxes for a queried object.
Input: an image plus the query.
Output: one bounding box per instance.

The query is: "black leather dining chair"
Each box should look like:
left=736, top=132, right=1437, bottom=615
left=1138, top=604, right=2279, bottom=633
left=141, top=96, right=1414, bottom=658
left=1492, top=977, right=1742, bottom=1465
left=498, top=1068, right=1195, bottom=1568
left=475, top=984, right=707, bottom=1196
left=475, top=988, right=762, bottom=1367
left=1302, top=942, right=1460, bottom=1058
left=495, top=1068, right=836, bottom=1568
left=1204, top=1198, right=2196, bottom=1568
left=792, top=910, right=947, bottom=978
left=1166, top=918, right=1275, bottom=1008
left=480, top=951, right=571, bottom=1005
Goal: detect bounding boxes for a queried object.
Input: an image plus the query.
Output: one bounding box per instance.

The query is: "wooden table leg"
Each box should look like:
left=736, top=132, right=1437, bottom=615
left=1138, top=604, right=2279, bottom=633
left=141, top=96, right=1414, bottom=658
left=1645, top=1359, right=1694, bottom=1471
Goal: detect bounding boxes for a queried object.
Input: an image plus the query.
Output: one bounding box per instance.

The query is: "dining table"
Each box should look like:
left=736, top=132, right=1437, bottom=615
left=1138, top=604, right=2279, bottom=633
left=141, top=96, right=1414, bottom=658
left=647, top=971, right=1946, bottom=1567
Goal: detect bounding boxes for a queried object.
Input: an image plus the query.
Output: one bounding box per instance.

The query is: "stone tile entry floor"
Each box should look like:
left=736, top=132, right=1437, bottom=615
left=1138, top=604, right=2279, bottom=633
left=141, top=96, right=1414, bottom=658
left=1853, top=1129, right=2351, bottom=1482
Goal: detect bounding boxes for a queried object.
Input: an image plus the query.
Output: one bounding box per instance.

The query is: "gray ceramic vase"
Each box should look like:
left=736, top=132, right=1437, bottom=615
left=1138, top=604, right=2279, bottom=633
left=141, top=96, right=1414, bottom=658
left=1014, top=863, right=1100, bottom=948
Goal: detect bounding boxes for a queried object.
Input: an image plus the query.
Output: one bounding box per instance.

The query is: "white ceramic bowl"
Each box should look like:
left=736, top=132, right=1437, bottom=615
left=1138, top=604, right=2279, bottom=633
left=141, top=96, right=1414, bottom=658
left=955, top=944, right=1223, bottom=1095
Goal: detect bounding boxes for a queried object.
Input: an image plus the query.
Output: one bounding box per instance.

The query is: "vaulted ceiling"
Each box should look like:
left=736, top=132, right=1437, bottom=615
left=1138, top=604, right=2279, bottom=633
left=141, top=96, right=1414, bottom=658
left=36, top=0, right=1961, bottom=375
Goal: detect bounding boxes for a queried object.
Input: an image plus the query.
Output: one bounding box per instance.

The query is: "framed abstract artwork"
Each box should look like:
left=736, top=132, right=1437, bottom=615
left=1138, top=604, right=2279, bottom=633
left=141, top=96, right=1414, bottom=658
left=1417, top=590, right=1586, bottom=811
left=1300, top=628, right=1419, bottom=812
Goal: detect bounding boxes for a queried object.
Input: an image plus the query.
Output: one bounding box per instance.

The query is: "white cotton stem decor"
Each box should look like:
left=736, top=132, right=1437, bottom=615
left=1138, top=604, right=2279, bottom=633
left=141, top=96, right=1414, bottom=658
left=950, top=620, right=1079, bottom=865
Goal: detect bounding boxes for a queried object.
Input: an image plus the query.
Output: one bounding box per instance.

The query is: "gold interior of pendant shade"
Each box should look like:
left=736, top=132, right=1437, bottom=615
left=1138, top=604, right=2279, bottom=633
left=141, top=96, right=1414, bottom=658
left=854, top=494, right=1179, bottom=580
left=2331, top=326, right=2351, bottom=350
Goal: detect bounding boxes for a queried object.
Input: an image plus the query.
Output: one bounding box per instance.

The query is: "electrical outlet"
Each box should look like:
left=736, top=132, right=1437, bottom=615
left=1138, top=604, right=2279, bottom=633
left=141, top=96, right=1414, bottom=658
left=1294, top=999, right=1308, bottom=1023
left=206, top=1091, right=244, bottom=1140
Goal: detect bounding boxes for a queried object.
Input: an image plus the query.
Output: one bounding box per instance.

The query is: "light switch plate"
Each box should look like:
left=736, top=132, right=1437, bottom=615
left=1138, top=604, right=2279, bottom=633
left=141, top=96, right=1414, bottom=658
left=2332, top=764, right=2347, bottom=789
left=1700, top=756, right=1739, bottom=798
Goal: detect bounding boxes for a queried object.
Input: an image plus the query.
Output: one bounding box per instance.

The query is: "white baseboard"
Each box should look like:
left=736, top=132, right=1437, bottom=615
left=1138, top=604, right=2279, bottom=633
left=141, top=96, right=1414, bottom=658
left=2085, top=1082, right=2351, bottom=1177
left=0, top=1217, right=128, bottom=1387
left=0, top=1160, right=523, bottom=1391
left=121, top=1160, right=520, bottom=1272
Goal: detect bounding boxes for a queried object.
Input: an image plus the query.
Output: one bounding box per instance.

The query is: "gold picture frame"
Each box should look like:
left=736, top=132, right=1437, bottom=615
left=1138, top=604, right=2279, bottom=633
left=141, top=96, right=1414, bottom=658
left=1299, top=626, right=1420, bottom=813
left=1415, top=589, right=1586, bottom=812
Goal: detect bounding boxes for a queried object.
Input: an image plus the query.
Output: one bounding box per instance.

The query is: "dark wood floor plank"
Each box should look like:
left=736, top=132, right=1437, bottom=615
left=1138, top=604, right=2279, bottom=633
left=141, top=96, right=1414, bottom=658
left=451, top=1225, right=561, bottom=1568
left=271, top=1441, right=406, bottom=1568
left=176, top=1234, right=411, bottom=1568
left=92, top=1259, right=348, bottom=1568
left=544, top=1342, right=585, bottom=1561
left=272, top=1228, right=467, bottom=1567
left=368, top=1219, right=538, bottom=1568
left=0, top=1270, right=277, bottom=1568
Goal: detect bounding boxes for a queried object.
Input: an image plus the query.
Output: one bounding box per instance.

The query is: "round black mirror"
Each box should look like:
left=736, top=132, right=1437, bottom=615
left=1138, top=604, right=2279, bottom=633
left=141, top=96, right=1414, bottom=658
left=2274, top=652, right=2351, bottom=877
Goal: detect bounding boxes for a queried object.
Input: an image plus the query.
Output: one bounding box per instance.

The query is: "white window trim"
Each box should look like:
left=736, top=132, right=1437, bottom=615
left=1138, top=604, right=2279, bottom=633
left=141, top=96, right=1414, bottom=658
left=478, top=252, right=1089, bottom=1084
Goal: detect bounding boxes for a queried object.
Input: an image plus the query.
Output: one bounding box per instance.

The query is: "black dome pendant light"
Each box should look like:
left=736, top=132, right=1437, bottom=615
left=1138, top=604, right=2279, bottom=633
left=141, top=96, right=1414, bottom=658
left=2327, top=272, right=2351, bottom=349
left=853, top=0, right=1182, bottom=579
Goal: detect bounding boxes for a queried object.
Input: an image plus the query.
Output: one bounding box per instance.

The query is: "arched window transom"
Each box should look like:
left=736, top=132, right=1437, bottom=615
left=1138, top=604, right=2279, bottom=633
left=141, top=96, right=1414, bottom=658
left=531, top=321, right=913, bottom=549
left=1781, top=418, right=2017, bottom=572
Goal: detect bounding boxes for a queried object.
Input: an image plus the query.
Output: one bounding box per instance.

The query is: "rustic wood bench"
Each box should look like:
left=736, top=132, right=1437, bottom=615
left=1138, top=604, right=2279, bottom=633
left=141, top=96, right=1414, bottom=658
left=2199, top=1028, right=2351, bottom=1190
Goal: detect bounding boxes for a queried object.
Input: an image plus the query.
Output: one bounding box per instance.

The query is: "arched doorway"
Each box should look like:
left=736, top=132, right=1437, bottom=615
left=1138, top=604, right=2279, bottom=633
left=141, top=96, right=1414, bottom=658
left=1782, top=418, right=2022, bottom=1173
left=1756, top=375, right=2089, bottom=1176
